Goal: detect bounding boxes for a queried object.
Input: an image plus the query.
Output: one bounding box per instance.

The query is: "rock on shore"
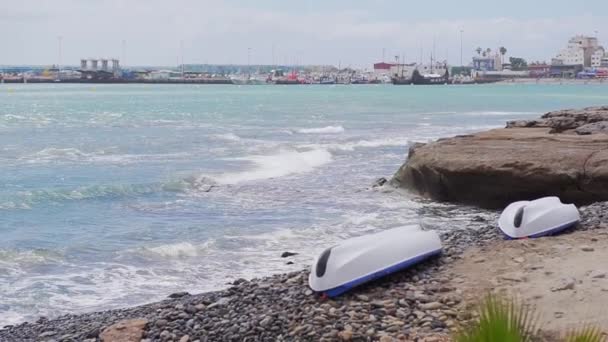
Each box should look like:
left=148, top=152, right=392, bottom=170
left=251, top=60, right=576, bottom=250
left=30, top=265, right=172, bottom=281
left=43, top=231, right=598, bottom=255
left=392, top=106, right=608, bottom=208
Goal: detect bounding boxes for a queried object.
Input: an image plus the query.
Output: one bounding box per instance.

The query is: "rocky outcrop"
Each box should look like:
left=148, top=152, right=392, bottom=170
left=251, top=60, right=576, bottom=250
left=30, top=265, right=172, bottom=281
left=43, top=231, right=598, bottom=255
left=506, top=106, right=608, bottom=133
left=392, top=106, right=608, bottom=208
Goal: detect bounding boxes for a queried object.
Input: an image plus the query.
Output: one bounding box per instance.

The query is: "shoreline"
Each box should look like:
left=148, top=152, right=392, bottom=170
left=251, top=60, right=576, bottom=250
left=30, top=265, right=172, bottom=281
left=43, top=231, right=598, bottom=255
left=1, top=77, right=608, bottom=86
left=2, top=200, right=606, bottom=341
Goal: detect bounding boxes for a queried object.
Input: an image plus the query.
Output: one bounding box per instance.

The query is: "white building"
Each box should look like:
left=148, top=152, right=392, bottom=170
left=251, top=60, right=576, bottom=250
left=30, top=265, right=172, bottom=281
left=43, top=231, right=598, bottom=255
left=553, top=35, right=605, bottom=67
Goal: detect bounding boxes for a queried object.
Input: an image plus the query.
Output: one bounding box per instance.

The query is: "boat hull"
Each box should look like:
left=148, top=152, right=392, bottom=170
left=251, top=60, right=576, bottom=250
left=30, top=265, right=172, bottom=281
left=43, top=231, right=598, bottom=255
left=498, top=196, right=580, bottom=239
left=309, top=227, right=442, bottom=297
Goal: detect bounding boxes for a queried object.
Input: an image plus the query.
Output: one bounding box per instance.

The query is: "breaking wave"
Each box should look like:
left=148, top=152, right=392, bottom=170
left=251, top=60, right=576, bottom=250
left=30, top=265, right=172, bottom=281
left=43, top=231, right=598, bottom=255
left=214, top=148, right=333, bottom=184
left=297, top=125, right=345, bottom=134
left=214, top=133, right=242, bottom=141
left=131, top=241, right=216, bottom=259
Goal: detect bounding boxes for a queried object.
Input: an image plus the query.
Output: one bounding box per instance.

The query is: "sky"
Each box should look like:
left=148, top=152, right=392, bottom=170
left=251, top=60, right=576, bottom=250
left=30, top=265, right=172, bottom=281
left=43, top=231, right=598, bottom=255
left=1, top=0, right=607, bottom=68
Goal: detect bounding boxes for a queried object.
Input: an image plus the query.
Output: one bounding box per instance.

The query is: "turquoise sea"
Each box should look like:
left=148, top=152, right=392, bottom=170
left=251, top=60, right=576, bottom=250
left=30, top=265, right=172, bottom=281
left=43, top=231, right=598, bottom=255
left=1, top=83, right=607, bottom=325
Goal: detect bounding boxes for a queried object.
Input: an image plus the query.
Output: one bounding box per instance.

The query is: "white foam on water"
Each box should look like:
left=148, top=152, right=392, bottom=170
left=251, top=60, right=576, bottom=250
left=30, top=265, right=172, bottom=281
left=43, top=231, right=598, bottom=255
left=214, top=148, right=333, bottom=184
left=20, top=147, right=190, bottom=165
left=134, top=241, right=215, bottom=259
left=462, top=111, right=539, bottom=116
left=299, top=137, right=411, bottom=152
left=297, top=125, right=345, bottom=134
left=215, top=133, right=242, bottom=141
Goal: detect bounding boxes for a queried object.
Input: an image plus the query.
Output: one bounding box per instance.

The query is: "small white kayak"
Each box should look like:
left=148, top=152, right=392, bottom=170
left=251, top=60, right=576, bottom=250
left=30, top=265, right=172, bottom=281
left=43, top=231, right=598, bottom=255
left=308, top=227, right=442, bottom=297
left=498, top=196, right=580, bottom=239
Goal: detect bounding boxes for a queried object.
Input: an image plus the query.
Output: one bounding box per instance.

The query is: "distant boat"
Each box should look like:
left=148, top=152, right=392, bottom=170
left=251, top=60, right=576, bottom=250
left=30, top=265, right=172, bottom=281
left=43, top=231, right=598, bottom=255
left=391, top=76, right=412, bottom=85
left=272, top=69, right=301, bottom=85
left=230, top=74, right=267, bottom=85
left=411, top=68, right=449, bottom=85
left=319, top=76, right=336, bottom=85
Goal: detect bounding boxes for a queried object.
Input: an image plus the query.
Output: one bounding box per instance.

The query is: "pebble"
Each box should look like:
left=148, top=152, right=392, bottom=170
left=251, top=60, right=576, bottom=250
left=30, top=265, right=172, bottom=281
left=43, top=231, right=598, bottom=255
left=419, top=302, right=442, bottom=310
left=551, top=277, right=576, bottom=291
left=338, top=329, right=353, bottom=341
left=589, top=270, right=606, bottom=279
left=581, top=245, right=595, bottom=252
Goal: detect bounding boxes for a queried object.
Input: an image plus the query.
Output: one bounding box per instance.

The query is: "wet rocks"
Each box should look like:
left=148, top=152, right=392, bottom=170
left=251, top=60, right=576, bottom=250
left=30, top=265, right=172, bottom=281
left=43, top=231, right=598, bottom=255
left=372, top=177, right=388, bottom=188
left=167, top=292, right=190, bottom=299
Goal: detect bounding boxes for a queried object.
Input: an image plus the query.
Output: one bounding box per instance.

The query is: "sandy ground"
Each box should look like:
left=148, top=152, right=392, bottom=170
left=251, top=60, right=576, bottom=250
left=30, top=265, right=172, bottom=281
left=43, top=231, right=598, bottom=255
left=444, top=229, right=608, bottom=333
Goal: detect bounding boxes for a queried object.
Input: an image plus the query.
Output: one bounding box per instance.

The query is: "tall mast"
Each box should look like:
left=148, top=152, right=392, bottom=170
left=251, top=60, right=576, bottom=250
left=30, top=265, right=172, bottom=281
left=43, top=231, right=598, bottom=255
left=57, top=35, right=62, bottom=79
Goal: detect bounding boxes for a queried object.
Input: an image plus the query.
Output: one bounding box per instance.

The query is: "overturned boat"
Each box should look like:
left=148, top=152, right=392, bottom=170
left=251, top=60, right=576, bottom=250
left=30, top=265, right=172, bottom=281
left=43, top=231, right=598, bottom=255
left=498, top=196, right=580, bottom=239
left=308, top=227, right=442, bottom=297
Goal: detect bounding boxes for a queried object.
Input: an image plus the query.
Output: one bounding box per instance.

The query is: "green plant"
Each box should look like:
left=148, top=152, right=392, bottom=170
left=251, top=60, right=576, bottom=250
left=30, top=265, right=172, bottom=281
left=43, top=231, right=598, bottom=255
left=564, top=326, right=606, bottom=342
left=454, top=294, right=540, bottom=342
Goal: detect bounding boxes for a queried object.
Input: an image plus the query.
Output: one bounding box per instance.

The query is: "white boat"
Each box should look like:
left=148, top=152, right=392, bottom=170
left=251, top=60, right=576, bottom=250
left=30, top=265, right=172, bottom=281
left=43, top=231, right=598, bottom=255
left=229, top=74, right=267, bottom=85
left=309, top=227, right=442, bottom=297
left=498, top=196, right=580, bottom=239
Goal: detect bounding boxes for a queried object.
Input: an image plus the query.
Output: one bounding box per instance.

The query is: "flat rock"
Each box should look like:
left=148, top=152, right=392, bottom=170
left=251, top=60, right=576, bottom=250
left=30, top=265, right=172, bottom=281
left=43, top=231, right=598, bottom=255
left=589, top=270, right=606, bottom=279
left=581, top=245, right=595, bottom=252
left=392, top=106, right=608, bottom=208
left=551, top=278, right=576, bottom=292
left=99, top=319, right=147, bottom=342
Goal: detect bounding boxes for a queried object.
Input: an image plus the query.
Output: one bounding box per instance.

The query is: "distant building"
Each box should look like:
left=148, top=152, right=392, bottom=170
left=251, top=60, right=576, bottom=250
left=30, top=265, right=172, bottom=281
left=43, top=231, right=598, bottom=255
left=373, top=62, right=394, bottom=77
left=550, top=64, right=583, bottom=78
left=528, top=64, right=551, bottom=78
left=472, top=53, right=502, bottom=71
left=553, top=35, right=605, bottom=67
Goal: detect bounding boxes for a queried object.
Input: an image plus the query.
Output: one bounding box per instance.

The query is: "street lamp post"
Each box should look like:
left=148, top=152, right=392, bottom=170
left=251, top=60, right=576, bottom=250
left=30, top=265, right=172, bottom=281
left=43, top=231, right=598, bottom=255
left=459, top=30, right=463, bottom=67
left=247, top=47, right=251, bottom=76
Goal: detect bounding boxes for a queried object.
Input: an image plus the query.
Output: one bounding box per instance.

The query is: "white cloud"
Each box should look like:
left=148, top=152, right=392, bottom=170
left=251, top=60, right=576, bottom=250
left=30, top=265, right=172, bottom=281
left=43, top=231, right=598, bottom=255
left=0, top=1, right=605, bottom=67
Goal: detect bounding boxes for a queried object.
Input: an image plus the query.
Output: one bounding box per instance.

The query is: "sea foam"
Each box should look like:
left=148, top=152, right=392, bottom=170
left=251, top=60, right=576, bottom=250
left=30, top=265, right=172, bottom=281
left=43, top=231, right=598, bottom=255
left=297, top=125, right=345, bottom=134
left=215, top=148, right=333, bottom=184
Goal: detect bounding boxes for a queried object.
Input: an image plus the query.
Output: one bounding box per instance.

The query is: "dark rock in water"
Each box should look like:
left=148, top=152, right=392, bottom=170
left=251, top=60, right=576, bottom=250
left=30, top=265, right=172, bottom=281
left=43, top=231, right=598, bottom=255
left=372, top=177, right=388, bottom=188
left=393, top=106, right=608, bottom=208
left=281, top=251, right=298, bottom=258
left=168, top=292, right=190, bottom=299
left=232, top=278, right=247, bottom=285
left=286, top=261, right=294, bottom=265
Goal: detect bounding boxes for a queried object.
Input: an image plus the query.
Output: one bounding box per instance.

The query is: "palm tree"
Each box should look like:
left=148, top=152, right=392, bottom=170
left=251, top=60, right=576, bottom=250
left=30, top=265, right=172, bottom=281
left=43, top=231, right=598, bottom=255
left=476, top=47, right=482, bottom=56
left=499, top=46, right=507, bottom=64
left=486, top=48, right=491, bottom=56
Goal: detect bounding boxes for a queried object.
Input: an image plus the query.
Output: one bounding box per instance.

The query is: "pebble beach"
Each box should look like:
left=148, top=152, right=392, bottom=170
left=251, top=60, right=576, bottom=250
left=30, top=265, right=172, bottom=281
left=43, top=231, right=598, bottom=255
left=2, top=200, right=606, bottom=341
